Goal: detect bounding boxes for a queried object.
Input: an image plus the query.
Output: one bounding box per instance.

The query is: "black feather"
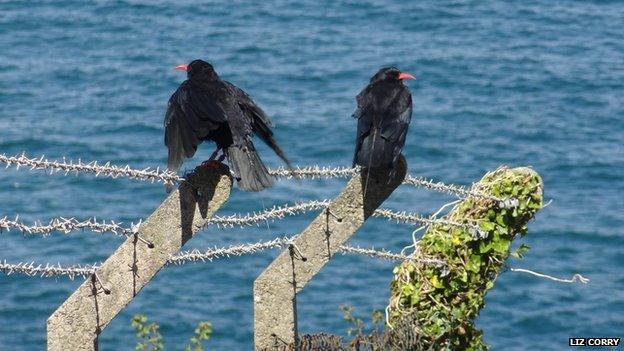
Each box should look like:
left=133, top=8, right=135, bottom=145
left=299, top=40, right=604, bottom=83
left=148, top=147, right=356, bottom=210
left=352, top=68, right=413, bottom=173
left=225, top=141, right=274, bottom=192
left=164, top=60, right=292, bottom=192
left=225, top=82, right=294, bottom=171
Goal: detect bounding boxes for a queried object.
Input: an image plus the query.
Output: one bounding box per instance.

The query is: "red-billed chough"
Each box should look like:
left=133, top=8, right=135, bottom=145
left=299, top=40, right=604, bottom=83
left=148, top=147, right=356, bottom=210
left=352, top=67, right=415, bottom=177
left=164, top=59, right=292, bottom=192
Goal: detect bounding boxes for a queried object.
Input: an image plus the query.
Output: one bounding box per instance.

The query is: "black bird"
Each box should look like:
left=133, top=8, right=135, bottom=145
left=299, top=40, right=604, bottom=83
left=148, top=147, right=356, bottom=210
left=352, top=67, right=415, bottom=177
left=164, top=59, right=292, bottom=192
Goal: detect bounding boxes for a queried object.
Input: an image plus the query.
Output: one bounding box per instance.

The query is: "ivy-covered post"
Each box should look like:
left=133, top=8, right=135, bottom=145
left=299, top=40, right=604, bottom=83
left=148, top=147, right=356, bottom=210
left=388, top=167, right=543, bottom=350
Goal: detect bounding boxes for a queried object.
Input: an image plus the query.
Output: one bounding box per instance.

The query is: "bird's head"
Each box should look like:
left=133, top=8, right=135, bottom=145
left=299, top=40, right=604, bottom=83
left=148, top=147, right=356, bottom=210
left=174, top=59, right=220, bottom=81
left=370, top=67, right=416, bottom=84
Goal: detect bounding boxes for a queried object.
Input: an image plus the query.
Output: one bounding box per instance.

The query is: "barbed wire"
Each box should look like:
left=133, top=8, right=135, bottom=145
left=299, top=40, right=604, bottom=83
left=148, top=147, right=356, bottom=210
left=169, top=236, right=294, bottom=264
left=0, top=216, right=138, bottom=237
left=0, top=153, right=512, bottom=206
left=208, top=200, right=482, bottom=233
left=373, top=208, right=484, bottom=237
left=0, top=237, right=443, bottom=280
left=207, top=200, right=331, bottom=229
left=170, top=236, right=444, bottom=265
left=0, top=153, right=181, bottom=185
left=404, top=175, right=517, bottom=208
left=0, top=245, right=586, bottom=285
left=269, top=165, right=358, bottom=180
left=1, top=200, right=482, bottom=239
left=0, top=260, right=97, bottom=280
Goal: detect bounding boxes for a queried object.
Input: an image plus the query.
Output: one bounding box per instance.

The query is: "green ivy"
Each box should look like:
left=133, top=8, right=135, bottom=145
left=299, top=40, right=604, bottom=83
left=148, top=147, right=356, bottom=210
left=388, top=167, right=543, bottom=350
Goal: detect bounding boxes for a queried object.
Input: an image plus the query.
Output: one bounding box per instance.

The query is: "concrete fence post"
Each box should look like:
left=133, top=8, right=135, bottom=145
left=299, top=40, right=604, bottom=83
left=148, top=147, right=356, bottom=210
left=47, top=165, right=232, bottom=351
left=253, top=157, right=407, bottom=351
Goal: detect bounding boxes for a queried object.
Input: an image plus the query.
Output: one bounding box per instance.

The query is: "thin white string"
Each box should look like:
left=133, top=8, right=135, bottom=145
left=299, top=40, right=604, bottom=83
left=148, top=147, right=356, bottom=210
left=509, top=268, right=589, bottom=284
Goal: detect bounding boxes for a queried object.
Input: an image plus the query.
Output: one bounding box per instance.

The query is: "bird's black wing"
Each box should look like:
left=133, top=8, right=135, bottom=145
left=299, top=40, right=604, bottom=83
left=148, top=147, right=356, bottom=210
left=353, top=85, right=412, bottom=168
left=164, top=80, right=227, bottom=172
left=352, top=87, right=373, bottom=166
left=379, top=89, right=412, bottom=165
left=224, top=81, right=293, bottom=169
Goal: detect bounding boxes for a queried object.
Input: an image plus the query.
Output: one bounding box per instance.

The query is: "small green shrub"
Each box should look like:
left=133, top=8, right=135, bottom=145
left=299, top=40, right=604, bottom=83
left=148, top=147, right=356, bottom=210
left=132, top=314, right=212, bottom=351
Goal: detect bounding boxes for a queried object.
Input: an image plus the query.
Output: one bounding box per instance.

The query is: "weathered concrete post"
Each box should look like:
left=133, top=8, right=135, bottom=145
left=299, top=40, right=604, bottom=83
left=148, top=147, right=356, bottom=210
left=47, top=165, right=232, bottom=351
left=253, top=157, right=407, bottom=350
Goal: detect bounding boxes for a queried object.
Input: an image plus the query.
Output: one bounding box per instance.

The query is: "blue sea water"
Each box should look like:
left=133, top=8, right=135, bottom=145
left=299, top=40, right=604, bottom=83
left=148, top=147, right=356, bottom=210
left=1, top=1, right=623, bottom=349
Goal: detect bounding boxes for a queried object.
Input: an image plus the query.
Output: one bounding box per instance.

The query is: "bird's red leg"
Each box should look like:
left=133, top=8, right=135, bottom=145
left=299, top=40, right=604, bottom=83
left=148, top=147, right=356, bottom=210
left=208, top=148, right=220, bottom=161
left=201, top=147, right=222, bottom=168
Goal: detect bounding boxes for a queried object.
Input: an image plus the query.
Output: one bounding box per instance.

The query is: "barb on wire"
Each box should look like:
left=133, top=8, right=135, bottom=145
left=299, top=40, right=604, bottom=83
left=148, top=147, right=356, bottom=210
left=0, top=216, right=137, bottom=237
left=0, top=238, right=442, bottom=280
left=373, top=208, right=485, bottom=238
left=1, top=201, right=483, bottom=239
left=0, top=153, right=181, bottom=185
left=173, top=236, right=444, bottom=265
left=337, top=245, right=443, bottom=265
left=271, top=165, right=512, bottom=206
left=269, top=165, right=358, bottom=179
left=1, top=153, right=514, bottom=205
left=207, top=200, right=331, bottom=229
left=0, top=245, right=587, bottom=285
left=169, top=236, right=293, bottom=264
left=510, top=268, right=590, bottom=284
left=210, top=200, right=482, bottom=233
left=0, top=260, right=96, bottom=280
left=404, top=175, right=516, bottom=208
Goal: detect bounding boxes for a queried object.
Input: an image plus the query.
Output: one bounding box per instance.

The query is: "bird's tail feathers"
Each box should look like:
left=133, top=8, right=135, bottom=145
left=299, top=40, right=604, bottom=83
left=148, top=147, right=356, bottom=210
left=165, top=123, right=187, bottom=194
left=226, top=143, right=274, bottom=192
left=255, top=130, right=294, bottom=174
left=356, top=130, right=394, bottom=168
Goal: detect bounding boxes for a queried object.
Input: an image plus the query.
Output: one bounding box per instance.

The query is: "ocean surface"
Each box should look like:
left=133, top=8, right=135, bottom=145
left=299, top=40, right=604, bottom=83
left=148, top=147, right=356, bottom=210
left=1, top=1, right=623, bottom=350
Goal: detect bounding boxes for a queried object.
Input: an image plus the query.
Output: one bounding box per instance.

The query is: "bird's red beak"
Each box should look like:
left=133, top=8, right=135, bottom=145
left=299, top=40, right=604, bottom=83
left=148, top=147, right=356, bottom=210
left=174, top=64, right=188, bottom=71
left=398, top=72, right=416, bottom=80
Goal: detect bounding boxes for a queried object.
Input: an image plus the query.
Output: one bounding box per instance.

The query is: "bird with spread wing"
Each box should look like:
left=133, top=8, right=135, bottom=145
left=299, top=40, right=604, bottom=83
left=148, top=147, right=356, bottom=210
left=164, top=59, right=292, bottom=192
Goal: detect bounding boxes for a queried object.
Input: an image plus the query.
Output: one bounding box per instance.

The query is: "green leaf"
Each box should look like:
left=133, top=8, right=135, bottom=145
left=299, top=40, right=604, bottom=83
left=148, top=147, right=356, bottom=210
left=491, top=238, right=510, bottom=253
left=478, top=241, right=492, bottom=254
left=466, top=254, right=482, bottom=273
left=511, top=243, right=531, bottom=259
left=496, top=213, right=507, bottom=226
left=479, top=221, right=495, bottom=232
left=430, top=275, right=444, bottom=289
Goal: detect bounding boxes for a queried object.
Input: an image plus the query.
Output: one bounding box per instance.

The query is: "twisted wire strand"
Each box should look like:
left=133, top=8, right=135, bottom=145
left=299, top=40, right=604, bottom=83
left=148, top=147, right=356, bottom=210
left=0, top=216, right=138, bottom=237
left=0, top=260, right=97, bottom=280
left=0, top=253, right=587, bottom=285
left=0, top=153, right=512, bottom=205
left=207, top=200, right=331, bottom=229
left=0, top=153, right=181, bottom=185
left=1, top=201, right=481, bottom=238
left=255, top=166, right=513, bottom=206
left=373, top=208, right=484, bottom=237
left=269, top=165, right=358, bottom=179
left=0, top=238, right=443, bottom=279
left=169, top=236, right=294, bottom=264
left=173, top=236, right=444, bottom=265
left=404, top=175, right=517, bottom=207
